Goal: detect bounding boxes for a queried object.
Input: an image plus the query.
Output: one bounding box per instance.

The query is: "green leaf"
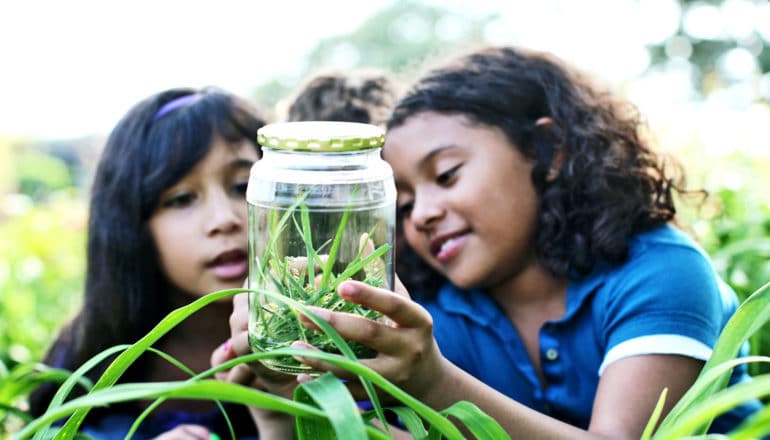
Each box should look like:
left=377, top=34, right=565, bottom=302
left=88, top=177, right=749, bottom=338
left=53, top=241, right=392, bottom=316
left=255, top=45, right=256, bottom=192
left=728, top=403, right=770, bottom=440
left=16, top=380, right=326, bottom=440
left=49, top=288, right=243, bottom=439
left=655, top=373, right=770, bottom=439
left=126, top=348, right=235, bottom=440
left=319, top=195, right=352, bottom=290
left=656, top=281, right=770, bottom=436
left=294, top=372, right=367, bottom=440
left=641, top=388, right=668, bottom=440
left=299, top=202, right=316, bottom=285
left=379, top=407, right=428, bottom=440
left=440, top=400, right=510, bottom=440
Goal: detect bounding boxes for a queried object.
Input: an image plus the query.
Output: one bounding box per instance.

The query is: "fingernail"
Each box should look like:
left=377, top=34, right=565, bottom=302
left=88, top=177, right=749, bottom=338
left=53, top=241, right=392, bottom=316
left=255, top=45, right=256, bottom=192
left=291, top=340, right=313, bottom=349
left=337, top=281, right=358, bottom=299
left=221, top=339, right=232, bottom=354
left=297, top=373, right=312, bottom=383
left=210, top=434, right=221, bottom=440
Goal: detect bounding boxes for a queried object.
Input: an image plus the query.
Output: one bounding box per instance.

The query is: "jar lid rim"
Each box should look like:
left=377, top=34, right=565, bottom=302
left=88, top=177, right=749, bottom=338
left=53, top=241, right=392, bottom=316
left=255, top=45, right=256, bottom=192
left=257, top=121, right=384, bottom=152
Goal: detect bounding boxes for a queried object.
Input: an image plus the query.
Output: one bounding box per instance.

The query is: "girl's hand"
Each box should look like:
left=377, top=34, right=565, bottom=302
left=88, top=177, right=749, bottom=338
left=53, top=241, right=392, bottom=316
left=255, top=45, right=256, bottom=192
left=210, top=292, right=296, bottom=439
left=211, top=292, right=297, bottom=397
left=294, top=276, right=448, bottom=404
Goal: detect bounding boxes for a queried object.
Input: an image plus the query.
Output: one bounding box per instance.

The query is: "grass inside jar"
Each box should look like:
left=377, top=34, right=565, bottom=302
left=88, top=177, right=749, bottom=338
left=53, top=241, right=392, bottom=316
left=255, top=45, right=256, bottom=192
left=250, top=192, right=391, bottom=374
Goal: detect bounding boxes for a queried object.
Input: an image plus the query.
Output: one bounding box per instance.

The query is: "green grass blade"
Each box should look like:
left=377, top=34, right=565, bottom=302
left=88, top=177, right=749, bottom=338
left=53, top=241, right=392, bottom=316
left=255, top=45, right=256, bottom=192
left=32, top=346, right=126, bottom=440
left=440, top=400, right=511, bottom=440
left=319, top=200, right=351, bottom=290
left=0, top=363, right=82, bottom=405
left=640, top=388, right=668, bottom=440
left=381, top=406, right=429, bottom=439
left=728, top=403, right=770, bottom=440
left=330, top=243, right=391, bottom=291
left=126, top=348, right=235, bottom=440
left=654, top=373, right=770, bottom=439
left=657, top=281, right=770, bottom=435
left=1, top=402, right=34, bottom=423
left=299, top=202, right=316, bottom=284
left=261, top=346, right=467, bottom=440
left=259, top=289, right=390, bottom=433
left=346, top=226, right=381, bottom=272
left=15, top=380, right=326, bottom=440
left=654, top=356, right=770, bottom=438
left=50, top=288, right=243, bottom=439
left=259, top=192, right=309, bottom=275
left=294, top=372, right=367, bottom=440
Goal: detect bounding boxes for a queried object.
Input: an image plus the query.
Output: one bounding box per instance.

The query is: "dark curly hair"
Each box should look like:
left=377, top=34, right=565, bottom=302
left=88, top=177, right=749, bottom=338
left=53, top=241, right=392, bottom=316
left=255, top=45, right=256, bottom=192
left=389, top=45, right=692, bottom=299
left=287, top=68, right=401, bottom=126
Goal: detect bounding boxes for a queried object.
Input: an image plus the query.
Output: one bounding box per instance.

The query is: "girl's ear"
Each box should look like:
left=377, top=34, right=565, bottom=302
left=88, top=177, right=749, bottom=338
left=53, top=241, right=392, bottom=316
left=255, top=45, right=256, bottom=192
left=534, top=117, right=565, bottom=182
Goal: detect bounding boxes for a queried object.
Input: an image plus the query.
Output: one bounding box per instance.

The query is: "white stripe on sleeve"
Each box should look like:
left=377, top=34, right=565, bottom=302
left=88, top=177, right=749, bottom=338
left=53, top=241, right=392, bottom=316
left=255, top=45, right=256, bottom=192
left=598, top=334, right=713, bottom=375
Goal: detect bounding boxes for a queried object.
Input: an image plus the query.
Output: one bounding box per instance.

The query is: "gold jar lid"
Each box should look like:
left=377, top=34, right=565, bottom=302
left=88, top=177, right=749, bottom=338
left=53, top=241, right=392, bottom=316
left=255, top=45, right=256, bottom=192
left=257, top=121, right=385, bottom=152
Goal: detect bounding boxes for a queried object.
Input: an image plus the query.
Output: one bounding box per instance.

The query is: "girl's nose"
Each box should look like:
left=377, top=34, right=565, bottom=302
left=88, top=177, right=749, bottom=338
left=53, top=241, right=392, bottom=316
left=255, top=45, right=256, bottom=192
left=410, top=192, right=444, bottom=231
left=206, top=191, right=244, bottom=236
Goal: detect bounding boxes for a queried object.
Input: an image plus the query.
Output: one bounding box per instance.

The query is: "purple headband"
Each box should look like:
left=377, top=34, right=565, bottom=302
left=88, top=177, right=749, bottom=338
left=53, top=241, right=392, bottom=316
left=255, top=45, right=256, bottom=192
left=152, top=93, right=202, bottom=121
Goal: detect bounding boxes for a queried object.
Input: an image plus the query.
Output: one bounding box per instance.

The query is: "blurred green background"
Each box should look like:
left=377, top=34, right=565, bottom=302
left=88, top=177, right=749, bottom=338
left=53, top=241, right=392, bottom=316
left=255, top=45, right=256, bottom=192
left=1, top=0, right=770, bottom=397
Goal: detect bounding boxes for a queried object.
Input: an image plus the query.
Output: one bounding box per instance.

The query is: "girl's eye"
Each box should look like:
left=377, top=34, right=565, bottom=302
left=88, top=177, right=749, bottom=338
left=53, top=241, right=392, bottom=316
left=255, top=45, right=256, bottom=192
left=397, top=201, right=414, bottom=221
left=436, top=164, right=461, bottom=185
left=231, top=181, right=249, bottom=197
left=162, top=193, right=196, bottom=208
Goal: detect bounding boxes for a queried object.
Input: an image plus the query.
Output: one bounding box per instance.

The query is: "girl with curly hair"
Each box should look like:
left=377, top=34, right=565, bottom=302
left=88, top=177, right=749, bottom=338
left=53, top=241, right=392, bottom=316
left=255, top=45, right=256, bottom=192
left=221, top=46, right=761, bottom=438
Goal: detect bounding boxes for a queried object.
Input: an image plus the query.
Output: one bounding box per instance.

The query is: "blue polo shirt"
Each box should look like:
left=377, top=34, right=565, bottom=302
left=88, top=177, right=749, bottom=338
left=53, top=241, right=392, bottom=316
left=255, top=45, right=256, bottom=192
left=425, top=225, right=760, bottom=433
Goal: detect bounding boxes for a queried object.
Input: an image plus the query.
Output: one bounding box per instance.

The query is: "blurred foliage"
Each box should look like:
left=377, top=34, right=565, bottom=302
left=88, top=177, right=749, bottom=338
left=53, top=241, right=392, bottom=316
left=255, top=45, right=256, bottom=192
left=695, top=191, right=770, bottom=377
left=0, top=360, right=80, bottom=435
left=0, top=190, right=86, bottom=368
left=254, top=0, right=770, bottom=114
left=254, top=0, right=494, bottom=116
left=678, top=152, right=770, bottom=376
left=15, top=151, right=73, bottom=201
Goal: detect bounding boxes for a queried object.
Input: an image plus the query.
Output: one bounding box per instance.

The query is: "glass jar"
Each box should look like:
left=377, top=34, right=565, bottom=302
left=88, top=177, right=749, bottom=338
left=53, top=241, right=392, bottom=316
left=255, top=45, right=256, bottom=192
left=246, top=121, right=396, bottom=374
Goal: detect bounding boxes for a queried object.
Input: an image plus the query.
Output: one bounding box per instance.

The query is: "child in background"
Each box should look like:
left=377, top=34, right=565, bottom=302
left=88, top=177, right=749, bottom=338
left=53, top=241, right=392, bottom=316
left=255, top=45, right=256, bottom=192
left=221, top=46, right=762, bottom=439
left=29, top=87, right=266, bottom=439
left=284, top=68, right=401, bottom=127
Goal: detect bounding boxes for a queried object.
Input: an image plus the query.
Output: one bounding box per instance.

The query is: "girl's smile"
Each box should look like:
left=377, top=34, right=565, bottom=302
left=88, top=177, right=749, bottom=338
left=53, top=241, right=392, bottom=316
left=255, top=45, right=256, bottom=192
left=430, top=231, right=470, bottom=263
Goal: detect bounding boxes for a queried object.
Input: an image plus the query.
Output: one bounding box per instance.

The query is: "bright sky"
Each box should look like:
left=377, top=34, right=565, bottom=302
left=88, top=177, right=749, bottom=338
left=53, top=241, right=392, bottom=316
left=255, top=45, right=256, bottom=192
left=2, top=0, right=768, bottom=152
left=0, top=0, right=392, bottom=139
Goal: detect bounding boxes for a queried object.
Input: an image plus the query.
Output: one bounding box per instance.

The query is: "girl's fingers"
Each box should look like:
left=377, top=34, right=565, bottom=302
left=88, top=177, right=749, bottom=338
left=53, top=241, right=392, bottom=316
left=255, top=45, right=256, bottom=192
left=290, top=341, right=362, bottom=382
left=226, top=363, right=259, bottom=387
left=337, top=280, right=431, bottom=329
left=210, top=338, right=235, bottom=380
left=299, top=307, right=416, bottom=358
left=230, top=293, right=249, bottom=330
left=393, top=274, right=410, bottom=299
left=228, top=324, right=252, bottom=357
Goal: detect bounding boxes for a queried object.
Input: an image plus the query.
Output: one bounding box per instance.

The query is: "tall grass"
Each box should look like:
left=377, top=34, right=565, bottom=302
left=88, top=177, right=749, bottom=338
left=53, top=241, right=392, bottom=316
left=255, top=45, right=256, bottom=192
left=4, top=282, right=770, bottom=439
left=9, top=287, right=508, bottom=440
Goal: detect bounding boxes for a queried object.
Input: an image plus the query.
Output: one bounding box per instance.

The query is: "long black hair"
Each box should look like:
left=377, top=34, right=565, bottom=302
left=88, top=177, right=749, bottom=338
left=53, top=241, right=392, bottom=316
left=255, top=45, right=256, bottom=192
left=389, top=45, right=693, bottom=299
left=29, top=87, right=266, bottom=416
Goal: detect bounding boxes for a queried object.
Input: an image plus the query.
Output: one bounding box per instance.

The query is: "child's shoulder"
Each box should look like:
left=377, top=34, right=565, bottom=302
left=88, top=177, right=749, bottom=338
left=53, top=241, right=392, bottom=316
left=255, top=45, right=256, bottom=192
left=575, top=224, right=720, bottom=304
left=589, top=224, right=726, bottom=310
left=625, top=224, right=710, bottom=266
